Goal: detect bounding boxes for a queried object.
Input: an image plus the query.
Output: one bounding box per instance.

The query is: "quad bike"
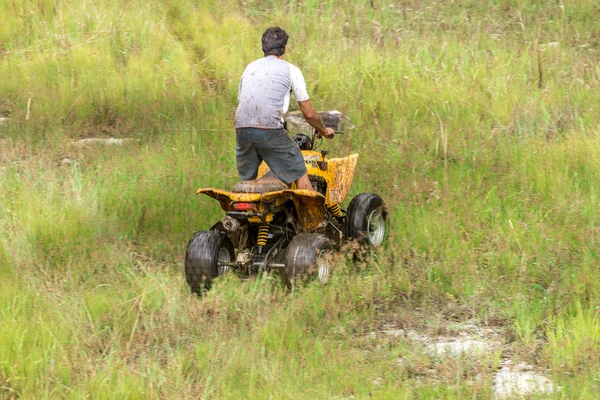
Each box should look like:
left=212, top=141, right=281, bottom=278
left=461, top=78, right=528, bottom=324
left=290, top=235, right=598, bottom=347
left=185, top=127, right=388, bottom=294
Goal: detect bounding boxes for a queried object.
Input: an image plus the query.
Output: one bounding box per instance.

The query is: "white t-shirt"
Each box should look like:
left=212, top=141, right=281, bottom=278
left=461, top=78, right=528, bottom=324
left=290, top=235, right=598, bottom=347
left=234, top=56, right=309, bottom=129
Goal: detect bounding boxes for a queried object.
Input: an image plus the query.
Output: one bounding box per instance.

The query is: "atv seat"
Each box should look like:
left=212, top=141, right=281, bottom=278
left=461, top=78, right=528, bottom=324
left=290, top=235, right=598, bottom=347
left=232, top=171, right=288, bottom=193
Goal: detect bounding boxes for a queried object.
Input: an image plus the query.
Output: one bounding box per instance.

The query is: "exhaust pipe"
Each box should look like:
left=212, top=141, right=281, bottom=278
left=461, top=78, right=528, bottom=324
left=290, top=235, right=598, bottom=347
left=222, top=216, right=241, bottom=232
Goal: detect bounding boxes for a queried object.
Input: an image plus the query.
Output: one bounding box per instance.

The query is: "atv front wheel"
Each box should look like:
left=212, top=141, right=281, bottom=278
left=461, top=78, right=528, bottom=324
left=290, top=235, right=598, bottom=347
left=185, top=230, right=234, bottom=294
left=285, top=233, right=334, bottom=285
left=345, top=193, right=388, bottom=247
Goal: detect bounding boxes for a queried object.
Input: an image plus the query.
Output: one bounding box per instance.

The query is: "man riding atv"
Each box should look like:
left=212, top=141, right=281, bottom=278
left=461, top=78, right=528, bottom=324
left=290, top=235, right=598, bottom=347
left=183, top=27, right=387, bottom=294
left=234, top=26, right=335, bottom=191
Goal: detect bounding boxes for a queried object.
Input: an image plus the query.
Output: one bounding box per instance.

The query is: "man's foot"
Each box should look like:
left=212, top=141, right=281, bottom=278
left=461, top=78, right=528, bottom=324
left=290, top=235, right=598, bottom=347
left=314, top=221, right=328, bottom=230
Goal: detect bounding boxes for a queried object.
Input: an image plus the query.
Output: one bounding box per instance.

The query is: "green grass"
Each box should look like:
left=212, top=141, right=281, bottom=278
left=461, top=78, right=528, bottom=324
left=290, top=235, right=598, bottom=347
left=1, top=0, right=600, bottom=398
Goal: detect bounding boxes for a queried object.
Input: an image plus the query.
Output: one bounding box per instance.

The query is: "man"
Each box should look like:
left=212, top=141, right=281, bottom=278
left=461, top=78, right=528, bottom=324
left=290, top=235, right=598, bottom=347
left=234, top=26, right=335, bottom=190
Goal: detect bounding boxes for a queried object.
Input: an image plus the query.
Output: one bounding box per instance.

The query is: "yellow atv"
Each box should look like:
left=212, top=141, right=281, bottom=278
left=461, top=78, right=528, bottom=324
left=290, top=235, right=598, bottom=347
left=185, top=129, right=387, bottom=294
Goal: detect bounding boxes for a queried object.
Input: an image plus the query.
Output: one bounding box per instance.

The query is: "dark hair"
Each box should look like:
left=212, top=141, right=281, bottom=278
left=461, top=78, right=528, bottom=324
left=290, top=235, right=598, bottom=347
left=262, top=27, right=288, bottom=57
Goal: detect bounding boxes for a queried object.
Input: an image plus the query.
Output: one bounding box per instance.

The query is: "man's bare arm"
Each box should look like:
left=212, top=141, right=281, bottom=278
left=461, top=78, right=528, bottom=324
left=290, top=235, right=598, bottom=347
left=298, top=100, right=335, bottom=138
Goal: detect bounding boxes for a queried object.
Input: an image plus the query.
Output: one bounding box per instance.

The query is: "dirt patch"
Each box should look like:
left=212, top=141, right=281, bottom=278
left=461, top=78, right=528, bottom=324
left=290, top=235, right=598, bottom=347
left=72, top=138, right=140, bottom=147
left=493, top=360, right=558, bottom=399
left=370, top=319, right=558, bottom=398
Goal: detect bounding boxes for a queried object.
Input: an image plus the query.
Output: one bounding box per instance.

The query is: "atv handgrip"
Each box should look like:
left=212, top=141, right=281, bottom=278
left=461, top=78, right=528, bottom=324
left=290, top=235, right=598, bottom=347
left=314, top=129, right=343, bottom=138
left=312, top=129, right=343, bottom=149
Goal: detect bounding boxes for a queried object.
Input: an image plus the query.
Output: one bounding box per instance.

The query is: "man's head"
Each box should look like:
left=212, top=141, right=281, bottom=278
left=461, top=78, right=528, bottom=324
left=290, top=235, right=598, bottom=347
left=262, top=27, right=288, bottom=57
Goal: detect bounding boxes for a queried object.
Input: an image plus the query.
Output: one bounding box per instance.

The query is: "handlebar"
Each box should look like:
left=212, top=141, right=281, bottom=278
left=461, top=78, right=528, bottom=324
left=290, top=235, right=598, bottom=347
left=313, top=129, right=344, bottom=138
left=311, top=129, right=344, bottom=150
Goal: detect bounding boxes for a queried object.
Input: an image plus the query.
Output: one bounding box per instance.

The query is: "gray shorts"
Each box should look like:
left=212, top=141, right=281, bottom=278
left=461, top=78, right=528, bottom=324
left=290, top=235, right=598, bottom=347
left=236, top=127, right=306, bottom=184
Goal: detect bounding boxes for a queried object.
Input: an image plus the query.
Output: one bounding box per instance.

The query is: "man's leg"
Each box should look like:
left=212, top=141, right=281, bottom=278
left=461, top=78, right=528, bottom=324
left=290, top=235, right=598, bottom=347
left=236, top=129, right=262, bottom=181
left=295, top=173, right=314, bottom=191
left=257, top=129, right=311, bottom=188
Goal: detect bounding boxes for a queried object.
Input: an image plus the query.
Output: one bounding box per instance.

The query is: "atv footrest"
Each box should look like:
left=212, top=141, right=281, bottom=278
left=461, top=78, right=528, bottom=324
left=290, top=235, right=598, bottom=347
left=216, top=261, right=285, bottom=269
left=253, top=262, right=285, bottom=269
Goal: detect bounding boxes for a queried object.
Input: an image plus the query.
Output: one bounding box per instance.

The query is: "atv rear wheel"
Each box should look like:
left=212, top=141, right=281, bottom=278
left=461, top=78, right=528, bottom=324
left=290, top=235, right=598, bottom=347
left=185, top=230, right=234, bottom=294
left=345, top=193, right=388, bottom=247
left=285, top=233, right=334, bottom=285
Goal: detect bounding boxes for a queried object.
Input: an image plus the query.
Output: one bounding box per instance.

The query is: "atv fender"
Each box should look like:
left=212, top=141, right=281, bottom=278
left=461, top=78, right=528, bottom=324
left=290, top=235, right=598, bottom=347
left=257, top=153, right=358, bottom=205
left=196, top=188, right=327, bottom=230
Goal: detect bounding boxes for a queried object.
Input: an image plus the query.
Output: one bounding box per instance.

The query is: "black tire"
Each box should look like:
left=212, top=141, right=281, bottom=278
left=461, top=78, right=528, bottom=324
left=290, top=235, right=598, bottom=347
left=285, top=233, right=334, bottom=285
left=345, top=193, right=388, bottom=247
left=185, top=230, right=234, bottom=294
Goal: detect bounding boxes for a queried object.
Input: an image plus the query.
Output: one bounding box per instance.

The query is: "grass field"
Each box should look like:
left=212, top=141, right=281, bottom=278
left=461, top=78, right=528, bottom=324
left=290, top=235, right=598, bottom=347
left=1, top=0, right=600, bottom=398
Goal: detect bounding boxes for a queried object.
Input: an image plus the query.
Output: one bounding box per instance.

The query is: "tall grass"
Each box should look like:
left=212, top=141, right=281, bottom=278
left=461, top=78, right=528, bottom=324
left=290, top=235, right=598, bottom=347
left=1, top=0, right=600, bottom=397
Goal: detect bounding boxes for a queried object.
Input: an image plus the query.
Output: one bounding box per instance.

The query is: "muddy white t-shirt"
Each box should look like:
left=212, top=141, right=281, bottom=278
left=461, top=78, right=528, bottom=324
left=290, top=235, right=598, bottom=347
left=234, top=56, right=309, bottom=129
